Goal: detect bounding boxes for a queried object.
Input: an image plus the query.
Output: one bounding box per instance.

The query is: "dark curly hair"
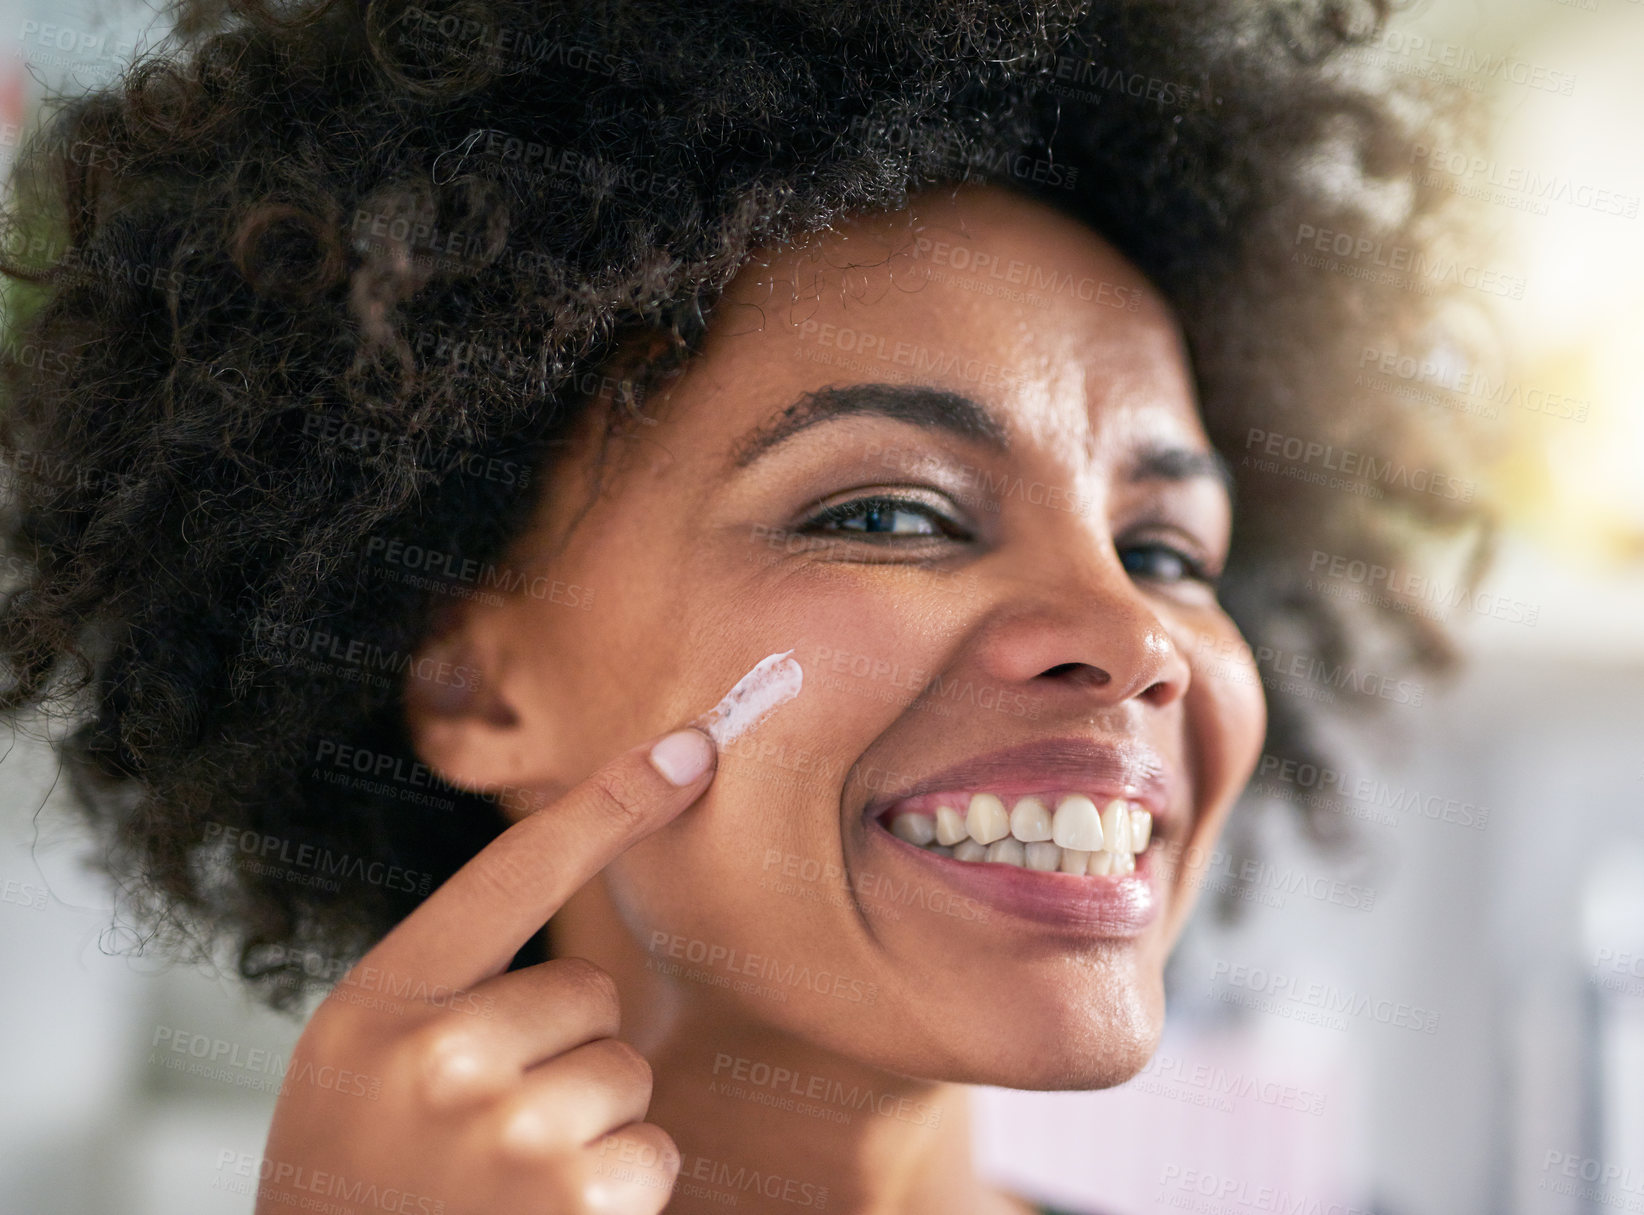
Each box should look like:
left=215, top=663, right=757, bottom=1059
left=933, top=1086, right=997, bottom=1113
left=0, top=0, right=1490, bottom=1007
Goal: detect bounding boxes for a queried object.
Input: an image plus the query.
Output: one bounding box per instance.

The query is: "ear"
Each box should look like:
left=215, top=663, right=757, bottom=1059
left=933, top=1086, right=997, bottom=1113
left=403, top=596, right=557, bottom=796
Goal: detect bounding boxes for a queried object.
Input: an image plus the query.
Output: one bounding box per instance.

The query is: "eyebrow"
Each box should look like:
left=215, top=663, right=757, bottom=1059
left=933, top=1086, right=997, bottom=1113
left=729, top=384, right=1009, bottom=469
left=728, top=381, right=1232, bottom=495
left=1128, top=443, right=1234, bottom=493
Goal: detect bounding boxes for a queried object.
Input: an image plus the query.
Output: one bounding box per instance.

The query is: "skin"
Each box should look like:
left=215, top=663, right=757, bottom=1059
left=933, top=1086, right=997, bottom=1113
left=259, top=183, right=1265, bottom=1215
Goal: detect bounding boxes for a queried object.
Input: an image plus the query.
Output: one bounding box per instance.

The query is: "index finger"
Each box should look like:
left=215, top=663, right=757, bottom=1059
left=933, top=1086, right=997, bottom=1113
left=363, top=727, right=716, bottom=991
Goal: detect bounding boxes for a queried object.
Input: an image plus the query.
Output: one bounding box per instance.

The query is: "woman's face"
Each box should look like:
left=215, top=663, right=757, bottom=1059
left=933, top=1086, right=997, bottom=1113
left=410, top=183, right=1266, bottom=1089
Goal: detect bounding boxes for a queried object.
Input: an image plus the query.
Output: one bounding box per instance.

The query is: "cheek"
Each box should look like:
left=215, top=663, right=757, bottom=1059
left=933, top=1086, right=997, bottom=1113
left=610, top=579, right=958, bottom=918
left=696, top=572, right=962, bottom=795
left=1181, top=618, right=1267, bottom=816
left=508, top=598, right=684, bottom=780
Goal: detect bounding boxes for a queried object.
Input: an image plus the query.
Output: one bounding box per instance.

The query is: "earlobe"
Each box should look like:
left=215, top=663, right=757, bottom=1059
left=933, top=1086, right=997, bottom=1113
left=403, top=611, right=543, bottom=794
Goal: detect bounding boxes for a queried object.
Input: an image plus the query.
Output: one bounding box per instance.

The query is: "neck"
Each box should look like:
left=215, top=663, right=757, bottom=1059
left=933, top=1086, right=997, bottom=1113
left=647, top=1020, right=982, bottom=1215
left=552, top=881, right=1028, bottom=1215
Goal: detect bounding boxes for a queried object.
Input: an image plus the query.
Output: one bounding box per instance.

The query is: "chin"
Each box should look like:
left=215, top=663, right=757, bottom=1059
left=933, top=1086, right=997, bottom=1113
left=926, top=976, right=1167, bottom=1091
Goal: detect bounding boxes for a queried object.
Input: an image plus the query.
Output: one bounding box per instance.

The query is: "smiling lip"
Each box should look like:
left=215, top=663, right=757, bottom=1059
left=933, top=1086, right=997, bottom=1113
left=866, top=830, right=1161, bottom=933
left=860, top=737, right=1173, bottom=824
left=855, top=737, right=1177, bottom=935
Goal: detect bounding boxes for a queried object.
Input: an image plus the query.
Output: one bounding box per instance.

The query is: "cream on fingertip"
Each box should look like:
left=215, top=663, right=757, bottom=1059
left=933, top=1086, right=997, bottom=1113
left=696, top=650, right=804, bottom=746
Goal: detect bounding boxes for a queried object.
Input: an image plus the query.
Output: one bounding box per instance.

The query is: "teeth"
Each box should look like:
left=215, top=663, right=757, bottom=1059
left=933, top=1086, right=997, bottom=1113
left=1100, top=798, right=1132, bottom=854
left=985, top=838, right=1027, bottom=866
left=1024, top=841, right=1062, bottom=871
left=1051, top=795, right=1104, bottom=852
left=966, top=793, right=1011, bottom=845
left=890, top=813, right=936, bottom=846
left=1009, top=796, right=1053, bottom=842
left=884, top=790, right=1153, bottom=876
left=934, top=805, right=969, bottom=846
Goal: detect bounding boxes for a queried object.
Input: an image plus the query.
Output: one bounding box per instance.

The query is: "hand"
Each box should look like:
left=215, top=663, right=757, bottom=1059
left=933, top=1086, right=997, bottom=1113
left=254, top=727, right=717, bottom=1215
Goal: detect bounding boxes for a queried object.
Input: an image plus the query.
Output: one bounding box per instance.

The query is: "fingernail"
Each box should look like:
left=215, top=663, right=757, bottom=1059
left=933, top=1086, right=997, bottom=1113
left=649, top=729, right=715, bottom=787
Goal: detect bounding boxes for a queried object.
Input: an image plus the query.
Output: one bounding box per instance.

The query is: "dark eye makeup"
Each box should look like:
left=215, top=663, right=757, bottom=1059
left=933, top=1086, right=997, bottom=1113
left=792, top=487, right=1224, bottom=588
left=1117, top=539, right=1220, bottom=587
left=798, top=492, right=972, bottom=542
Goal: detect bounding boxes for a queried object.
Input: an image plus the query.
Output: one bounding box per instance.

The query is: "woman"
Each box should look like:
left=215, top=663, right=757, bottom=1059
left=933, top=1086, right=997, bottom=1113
left=0, top=0, right=1484, bottom=1211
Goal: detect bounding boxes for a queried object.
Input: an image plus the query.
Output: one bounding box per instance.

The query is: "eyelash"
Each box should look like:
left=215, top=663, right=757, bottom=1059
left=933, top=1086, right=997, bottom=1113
left=799, top=494, right=1220, bottom=586
left=1119, top=541, right=1221, bottom=588
left=799, top=494, right=970, bottom=542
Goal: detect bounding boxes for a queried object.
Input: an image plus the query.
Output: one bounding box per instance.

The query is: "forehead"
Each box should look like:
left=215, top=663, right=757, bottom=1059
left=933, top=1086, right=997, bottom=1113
left=672, top=183, right=1207, bottom=461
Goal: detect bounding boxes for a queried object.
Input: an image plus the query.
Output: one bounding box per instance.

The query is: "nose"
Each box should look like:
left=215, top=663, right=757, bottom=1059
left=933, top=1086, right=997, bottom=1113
left=969, top=552, right=1192, bottom=712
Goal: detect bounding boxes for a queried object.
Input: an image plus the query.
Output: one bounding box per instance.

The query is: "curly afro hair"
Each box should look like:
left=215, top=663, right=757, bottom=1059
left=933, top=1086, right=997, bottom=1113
left=0, top=0, right=1490, bottom=1007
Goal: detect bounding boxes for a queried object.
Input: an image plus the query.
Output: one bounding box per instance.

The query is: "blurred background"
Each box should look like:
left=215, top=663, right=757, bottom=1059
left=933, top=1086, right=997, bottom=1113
left=1, top=0, right=1640, bottom=1212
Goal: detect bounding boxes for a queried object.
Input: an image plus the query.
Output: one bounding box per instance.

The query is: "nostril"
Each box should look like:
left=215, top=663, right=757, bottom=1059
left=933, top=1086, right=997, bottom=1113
left=1139, top=677, right=1179, bottom=706
left=1040, top=662, right=1111, bottom=685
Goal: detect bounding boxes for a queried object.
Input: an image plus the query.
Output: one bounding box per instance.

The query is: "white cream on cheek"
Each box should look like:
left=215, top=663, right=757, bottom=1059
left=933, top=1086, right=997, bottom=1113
left=696, top=650, right=804, bottom=745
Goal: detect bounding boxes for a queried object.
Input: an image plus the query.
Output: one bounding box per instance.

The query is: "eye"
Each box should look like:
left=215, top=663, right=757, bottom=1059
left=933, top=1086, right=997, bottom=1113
left=1119, top=541, right=1218, bottom=586
left=799, top=494, right=969, bottom=541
